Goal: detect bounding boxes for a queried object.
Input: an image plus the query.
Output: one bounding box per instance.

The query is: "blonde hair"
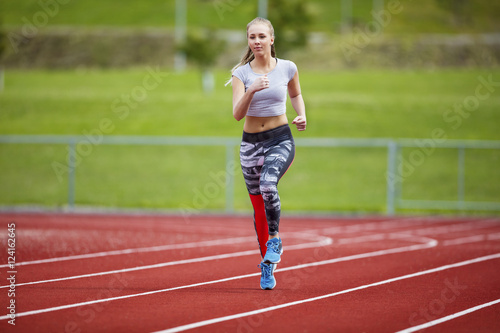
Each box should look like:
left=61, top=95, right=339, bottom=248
left=226, top=17, right=276, bottom=86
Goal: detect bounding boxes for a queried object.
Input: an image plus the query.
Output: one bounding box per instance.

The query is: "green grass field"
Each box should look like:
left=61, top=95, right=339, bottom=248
left=1, top=68, right=499, bottom=213
left=2, top=68, right=500, bottom=139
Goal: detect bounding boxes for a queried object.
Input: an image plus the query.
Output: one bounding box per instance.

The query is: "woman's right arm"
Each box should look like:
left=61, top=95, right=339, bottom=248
left=232, top=75, right=268, bottom=121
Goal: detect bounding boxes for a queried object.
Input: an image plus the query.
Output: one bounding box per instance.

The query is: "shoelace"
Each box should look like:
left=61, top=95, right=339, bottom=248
left=259, top=263, right=272, bottom=277
left=268, top=240, right=280, bottom=253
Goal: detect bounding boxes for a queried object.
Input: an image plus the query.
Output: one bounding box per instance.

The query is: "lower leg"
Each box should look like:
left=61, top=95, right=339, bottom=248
left=249, top=194, right=269, bottom=258
left=261, top=185, right=284, bottom=264
left=260, top=184, right=281, bottom=236
left=249, top=194, right=280, bottom=259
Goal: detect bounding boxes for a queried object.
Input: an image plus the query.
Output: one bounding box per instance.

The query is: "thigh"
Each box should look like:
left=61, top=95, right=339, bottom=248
left=261, top=139, right=295, bottom=185
left=240, top=141, right=265, bottom=195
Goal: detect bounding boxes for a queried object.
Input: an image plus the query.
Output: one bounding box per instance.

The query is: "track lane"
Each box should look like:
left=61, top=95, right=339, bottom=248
left=153, top=254, right=500, bottom=333
left=0, top=235, right=442, bottom=330
left=411, top=301, right=500, bottom=333
left=1, top=213, right=499, bottom=333
left=3, top=219, right=499, bottom=317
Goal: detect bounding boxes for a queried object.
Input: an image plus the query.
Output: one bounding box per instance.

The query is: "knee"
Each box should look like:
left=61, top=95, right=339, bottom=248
left=245, top=180, right=261, bottom=196
left=247, top=186, right=260, bottom=196
left=260, top=183, right=277, bottom=199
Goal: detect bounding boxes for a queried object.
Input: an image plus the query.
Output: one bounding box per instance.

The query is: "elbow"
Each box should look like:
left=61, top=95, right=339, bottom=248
left=233, top=109, right=244, bottom=121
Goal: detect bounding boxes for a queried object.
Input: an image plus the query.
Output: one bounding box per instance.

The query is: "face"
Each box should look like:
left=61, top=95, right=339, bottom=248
left=247, top=23, right=274, bottom=56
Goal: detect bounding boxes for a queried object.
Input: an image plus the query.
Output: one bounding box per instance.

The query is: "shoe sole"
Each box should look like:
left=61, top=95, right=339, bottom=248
left=263, top=258, right=280, bottom=264
left=261, top=282, right=276, bottom=290
left=263, top=249, right=283, bottom=264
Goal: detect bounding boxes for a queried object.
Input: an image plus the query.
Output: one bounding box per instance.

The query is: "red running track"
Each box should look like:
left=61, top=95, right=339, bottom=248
left=0, top=213, right=499, bottom=333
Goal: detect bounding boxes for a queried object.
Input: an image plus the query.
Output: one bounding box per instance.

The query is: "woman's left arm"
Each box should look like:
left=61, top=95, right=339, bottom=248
left=288, top=71, right=306, bottom=131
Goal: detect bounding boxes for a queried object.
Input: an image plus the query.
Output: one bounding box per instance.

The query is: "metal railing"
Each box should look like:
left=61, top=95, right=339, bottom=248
left=1, top=135, right=499, bottom=214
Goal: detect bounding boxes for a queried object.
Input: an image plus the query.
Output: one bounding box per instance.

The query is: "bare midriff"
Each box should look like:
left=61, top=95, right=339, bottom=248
left=243, top=114, right=288, bottom=133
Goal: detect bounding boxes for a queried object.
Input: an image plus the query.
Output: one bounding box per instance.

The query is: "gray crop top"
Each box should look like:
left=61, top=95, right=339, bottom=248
left=232, top=58, right=297, bottom=117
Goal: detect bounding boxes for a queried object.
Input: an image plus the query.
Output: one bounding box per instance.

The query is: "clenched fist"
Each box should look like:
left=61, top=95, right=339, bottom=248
left=292, top=116, right=307, bottom=131
left=249, top=75, right=270, bottom=93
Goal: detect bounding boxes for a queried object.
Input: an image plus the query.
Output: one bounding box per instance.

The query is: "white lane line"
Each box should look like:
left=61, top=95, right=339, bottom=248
left=278, top=234, right=437, bottom=273
left=337, top=233, right=388, bottom=244
left=443, top=235, right=486, bottom=246
left=0, top=235, right=436, bottom=321
left=0, top=236, right=257, bottom=268
left=319, top=216, right=496, bottom=236
left=442, top=232, right=500, bottom=246
left=0, top=231, right=430, bottom=289
left=324, top=219, right=499, bottom=245
left=152, top=252, right=500, bottom=333
left=396, top=298, right=500, bottom=333
left=4, top=217, right=493, bottom=269
left=4, top=217, right=421, bottom=269
left=488, top=233, right=500, bottom=241
left=5, top=218, right=495, bottom=289
left=0, top=235, right=332, bottom=289
left=402, top=220, right=499, bottom=237
left=321, top=217, right=430, bottom=235
left=336, top=222, right=500, bottom=246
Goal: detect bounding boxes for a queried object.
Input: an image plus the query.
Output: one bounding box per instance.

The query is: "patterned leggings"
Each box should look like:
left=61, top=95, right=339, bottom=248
left=240, top=124, right=295, bottom=237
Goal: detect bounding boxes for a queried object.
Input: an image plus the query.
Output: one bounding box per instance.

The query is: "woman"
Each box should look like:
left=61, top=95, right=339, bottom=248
left=230, top=17, right=307, bottom=290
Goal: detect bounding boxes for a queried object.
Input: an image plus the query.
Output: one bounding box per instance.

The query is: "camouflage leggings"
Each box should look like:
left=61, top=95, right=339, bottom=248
left=240, top=124, right=295, bottom=235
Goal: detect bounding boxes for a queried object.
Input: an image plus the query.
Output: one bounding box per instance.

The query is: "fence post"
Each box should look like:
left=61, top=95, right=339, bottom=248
left=386, top=140, right=398, bottom=215
left=67, top=139, right=76, bottom=210
left=341, top=0, right=353, bottom=34
left=458, top=146, right=465, bottom=210
left=258, top=0, right=268, bottom=19
left=373, top=0, right=385, bottom=33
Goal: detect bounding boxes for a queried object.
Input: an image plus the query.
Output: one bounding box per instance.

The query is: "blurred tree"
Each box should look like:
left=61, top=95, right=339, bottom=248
left=178, top=28, right=226, bottom=93
left=0, top=19, right=5, bottom=92
left=0, top=29, right=5, bottom=58
left=268, top=0, right=313, bottom=56
left=435, top=0, right=470, bottom=27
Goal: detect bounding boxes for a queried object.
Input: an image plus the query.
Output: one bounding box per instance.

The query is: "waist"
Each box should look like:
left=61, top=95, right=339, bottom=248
left=243, top=114, right=288, bottom=134
left=242, top=124, right=292, bottom=143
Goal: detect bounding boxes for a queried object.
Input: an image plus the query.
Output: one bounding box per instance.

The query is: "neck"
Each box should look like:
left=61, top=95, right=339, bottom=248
left=251, top=53, right=274, bottom=71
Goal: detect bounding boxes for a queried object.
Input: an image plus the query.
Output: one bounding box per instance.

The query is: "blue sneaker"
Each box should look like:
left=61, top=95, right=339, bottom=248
left=263, top=238, right=283, bottom=264
left=259, top=262, right=276, bottom=290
